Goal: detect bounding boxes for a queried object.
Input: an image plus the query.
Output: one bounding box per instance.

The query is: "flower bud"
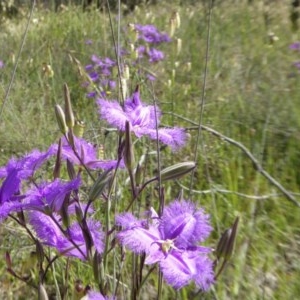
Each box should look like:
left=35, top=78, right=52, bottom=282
left=55, top=104, right=68, bottom=134
left=120, top=77, right=128, bottom=100
left=176, top=38, right=182, bottom=55
left=67, top=159, right=77, bottom=180
left=53, top=138, right=62, bottom=179
left=38, top=284, right=49, bottom=300
left=169, top=17, right=176, bottom=38
left=42, top=63, right=54, bottom=78
left=88, top=169, right=113, bottom=202
left=64, top=83, right=75, bottom=129
left=174, top=11, right=181, bottom=28
left=124, top=121, right=135, bottom=172
left=216, top=217, right=239, bottom=261
left=135, top=162, right=143, bottom=187
left=123, top=64, right=130, bottom=80
left=73, top=120, right=85, bottom=137
left=159, top=161, right=196, bottom=182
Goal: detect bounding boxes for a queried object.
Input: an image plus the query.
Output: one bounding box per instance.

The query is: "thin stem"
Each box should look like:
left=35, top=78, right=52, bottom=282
left=168, top=112, right=300, bottom=208
left=188, top=0, right=213, bottom=198
left=0, top=0, right=36, bottom=121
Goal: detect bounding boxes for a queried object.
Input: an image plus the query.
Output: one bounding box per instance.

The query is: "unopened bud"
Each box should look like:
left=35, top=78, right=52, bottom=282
left=135, top=163, right=143, bottom=187
left=169, top=17, right=176, bottom=38
left=171, top=11, right=180, bottom=28
left=38, top=284, right=49, bottom=300
left=42, top=63, right=54, bottom=78
left=184, top=62, right=192, bottom=72
left=89, top=169, right=113, bottom=202
left=123, top=64, right=130, bottom=80
left=64, top=83, right=75, bottom=129
left=53, top=138, right=62, bottom=179
left=216, top=217, right=239, bottom=261
left=159, top=161, right=196, bottom=182
left=120, top=77, right=128, bottom=100
left=67, top=159, right=77, bottom=180
left=124, top=121, right=135, bottom=172
left=176, top=38, right=182, bottom=55
left=55, top=104, right=68, bottom=134
left=73, top=120, right=85, bottom=137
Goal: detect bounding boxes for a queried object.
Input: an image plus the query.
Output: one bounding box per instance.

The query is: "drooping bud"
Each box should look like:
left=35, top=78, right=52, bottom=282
left=159, top=161, right=196, bottom=182
left=124, top=121, right=135, bottom=172
left=64, top=83, right=75, bottom=129
left=55, top=104, right=68, bottom=134
left=88, top=169, right=113, bottom=202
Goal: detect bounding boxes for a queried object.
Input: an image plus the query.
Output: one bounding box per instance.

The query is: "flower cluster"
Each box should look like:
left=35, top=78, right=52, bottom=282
left=85, top=55, right=117, bottom=98
left=84, top=23, right=170, bottom=98
left=0, top=135, right=121, bottom=260
left=116, top=200, right=214, bottom=290
left=134, top=24, right=171, bottom=44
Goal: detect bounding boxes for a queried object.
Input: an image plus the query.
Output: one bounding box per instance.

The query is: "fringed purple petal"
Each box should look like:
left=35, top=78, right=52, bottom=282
left=97, top=99, right=128, bottom=130
left=161, top=200, right=212, bottom=247
left=144, top=127, right=187, bottom=150
left=116, top=213, right=161, bottom=254
left=159, top=250, right=214, bottom=290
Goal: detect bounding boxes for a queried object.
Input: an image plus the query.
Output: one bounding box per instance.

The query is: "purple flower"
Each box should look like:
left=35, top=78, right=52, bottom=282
left=116, top=200, right=214, bottom=290
left=0, top=60, right=4, bottom=69
left=22, top=177, right=81, bottom=212
left=97, top=89, right=186, bottom=151
left=135, top=24, right=171, bottom=44
left=56, top=136, right=123, bottom=170
left=0, top=146, right=56, bottom=179
left=290, top=42, right=300, bottom=51
left=86, top=291, right=113, bottom=300
left=137, top=46, right=165, bottom=63
left=29, top=211, right=104, bottom=260
left=293, top=61, right=300, bottom=70
left=0, top=168, right=24, bottom=222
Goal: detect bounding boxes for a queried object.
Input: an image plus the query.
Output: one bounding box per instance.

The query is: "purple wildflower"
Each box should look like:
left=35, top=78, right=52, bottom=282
left=0, top=168, right=24, bottom=222
left=294, top=61, right=300, bottom=70
left=29, top=211, right=104, bottom=260
left=290, top=42, right=300, bottom=51
left=97, top=88, right=186, bottom=151
left=135, top=24, right=171, bottom=44
left=137, top=46, right=165, bottom=63
left=0, top=60, right=4, bottom=69
left=22, top=177, right=81, bottom=213
left=86, top=291, right=113, bottom=300
left=85, top=55, right=117, bottom=97
left=55, top=136, right=123, bottom=170
left=116, top=200, right=214, bottom=290
left=0, top=146, right=56, bottom=179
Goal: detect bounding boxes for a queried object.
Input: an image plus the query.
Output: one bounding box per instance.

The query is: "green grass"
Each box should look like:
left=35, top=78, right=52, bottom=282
left=1, top=1, right=300, bottom=299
